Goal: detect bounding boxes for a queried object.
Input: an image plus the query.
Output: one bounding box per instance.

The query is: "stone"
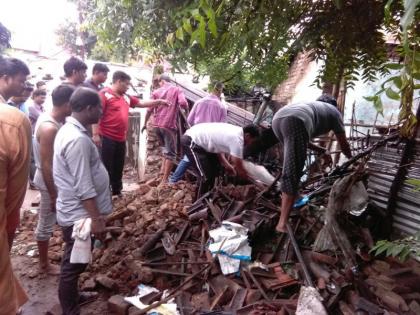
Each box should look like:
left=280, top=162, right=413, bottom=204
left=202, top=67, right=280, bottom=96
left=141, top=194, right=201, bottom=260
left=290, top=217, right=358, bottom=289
left=99, top=249, right=114, bottom=266
left=124, top=223, right=136, bottom=235
left=123, top=216, right=133, bottom=225
left=172, top=190, right=185, bottom=202
left=96, top=275, right=117, bottom=290
left=49, top=251, right=61, bottom=262
left=159, top=203, right=169, bottom=211
left=128, top=306, right=142, bottom=315
left=137, top=183, right=152, bottom=195
left=146, top=178, right=160, bottom=187
left=108, top=295, right=130, bottom=315
left=126, top=260, right=154, bottom=284
left=127, top=205, right=137, bottom=212
left=81, top=278, right=97, bottom=291
left=144, top=188, right=158, bottom=205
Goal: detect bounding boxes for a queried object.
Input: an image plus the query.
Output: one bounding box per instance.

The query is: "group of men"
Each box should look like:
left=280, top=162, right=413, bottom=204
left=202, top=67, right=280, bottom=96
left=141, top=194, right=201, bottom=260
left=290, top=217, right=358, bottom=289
left=0, top=55, right=170, bottom=314
left=0, top=52, right=352, bottom=315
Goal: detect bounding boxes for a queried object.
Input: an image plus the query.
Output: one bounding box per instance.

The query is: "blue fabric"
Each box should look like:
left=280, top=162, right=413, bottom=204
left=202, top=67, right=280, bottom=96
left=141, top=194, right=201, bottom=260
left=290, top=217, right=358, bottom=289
left=169, top=155, right=191, bottom=183
left=294, top=195, right=309, bottom=208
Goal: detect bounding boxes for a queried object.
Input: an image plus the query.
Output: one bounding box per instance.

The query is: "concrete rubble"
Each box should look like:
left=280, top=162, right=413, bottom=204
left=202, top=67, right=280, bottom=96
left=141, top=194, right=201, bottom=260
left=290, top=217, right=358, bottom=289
left=12, top=133, right=420, bottom=315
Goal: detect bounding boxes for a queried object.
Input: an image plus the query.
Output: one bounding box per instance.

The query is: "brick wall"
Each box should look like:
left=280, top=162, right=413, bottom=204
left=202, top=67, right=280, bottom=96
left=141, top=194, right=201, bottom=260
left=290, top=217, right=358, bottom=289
left=272, top=51, right=313, bottom=104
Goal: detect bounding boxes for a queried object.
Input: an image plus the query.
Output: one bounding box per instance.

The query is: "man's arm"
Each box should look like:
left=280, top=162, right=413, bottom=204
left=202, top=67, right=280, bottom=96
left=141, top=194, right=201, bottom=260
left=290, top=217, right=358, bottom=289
left=142, top=110, right=153, bottom=133
left=5, top=116, right=31, bottom=248
left=91, top=124, right=100, bottom=146
left=187, top=102, right=198, bottom=126
left=64, top=138, right=106, bottom=236
left=177, top=90, right=189, bottom=109
left=81, top=198, right=105, bottom=238
left=335, top=133, right=352, bottom=158
left=134, top=98, right=169, bottom=108
left=231, top=156, right=249, bottom=179
left=217, top=153, right=236, bottom=175
left=38, top=123, right=59, bottom=211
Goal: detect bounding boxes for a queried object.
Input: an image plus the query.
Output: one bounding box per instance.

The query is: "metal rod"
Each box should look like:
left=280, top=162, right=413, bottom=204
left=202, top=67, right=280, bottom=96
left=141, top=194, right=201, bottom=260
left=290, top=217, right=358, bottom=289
left=286, top=223, right=314, bottom=287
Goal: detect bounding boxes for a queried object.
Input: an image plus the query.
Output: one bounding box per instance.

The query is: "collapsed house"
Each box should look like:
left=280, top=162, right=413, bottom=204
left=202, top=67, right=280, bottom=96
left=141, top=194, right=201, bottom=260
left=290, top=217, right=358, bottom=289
left=13, top=77, right=420, bottom=314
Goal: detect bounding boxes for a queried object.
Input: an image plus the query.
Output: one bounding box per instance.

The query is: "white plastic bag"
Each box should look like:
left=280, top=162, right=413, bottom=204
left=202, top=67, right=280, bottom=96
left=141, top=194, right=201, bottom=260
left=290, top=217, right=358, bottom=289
left=70, top=218, right=92, bottom=264
left=208, top=221, right=252, bottom=275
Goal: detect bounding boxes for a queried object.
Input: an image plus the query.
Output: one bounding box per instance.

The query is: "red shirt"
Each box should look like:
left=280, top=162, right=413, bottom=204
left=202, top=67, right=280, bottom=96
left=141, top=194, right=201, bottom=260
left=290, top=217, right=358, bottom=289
left=149, top=82, right=188, bottom=130
left=98, top=87, right=139, bottom=141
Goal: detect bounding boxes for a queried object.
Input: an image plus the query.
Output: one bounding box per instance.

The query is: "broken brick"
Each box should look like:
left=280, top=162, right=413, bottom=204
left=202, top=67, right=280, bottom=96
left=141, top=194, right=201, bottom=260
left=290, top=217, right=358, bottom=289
left=108, top=295, right=130, bottom=315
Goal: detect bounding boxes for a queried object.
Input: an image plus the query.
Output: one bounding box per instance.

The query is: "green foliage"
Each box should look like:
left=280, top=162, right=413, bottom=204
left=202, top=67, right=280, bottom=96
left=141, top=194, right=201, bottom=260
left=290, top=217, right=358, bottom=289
left=364, top=0, right=419, bottom=138
left=83, top=0, right=416, bottom=94
left=406, top=178, right=420, bottom=191
left=370, top=232, right=420, bottom=261
left=0, top=22, right=11, bottom=53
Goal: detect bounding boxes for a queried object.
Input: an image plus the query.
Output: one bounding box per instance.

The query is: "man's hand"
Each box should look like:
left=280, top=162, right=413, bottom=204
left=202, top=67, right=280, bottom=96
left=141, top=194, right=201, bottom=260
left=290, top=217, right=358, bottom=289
left=91, top=216, right=106, bottom=240
left=320, top=151, right=333, bottom=167
left=92, top=134, right=101, bottom=147
left=224, top=163, right=237, bottom=176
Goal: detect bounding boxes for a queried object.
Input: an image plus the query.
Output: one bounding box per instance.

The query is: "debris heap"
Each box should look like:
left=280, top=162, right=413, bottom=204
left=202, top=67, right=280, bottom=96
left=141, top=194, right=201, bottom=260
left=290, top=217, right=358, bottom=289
left=13, top=148, right=420, bottom=315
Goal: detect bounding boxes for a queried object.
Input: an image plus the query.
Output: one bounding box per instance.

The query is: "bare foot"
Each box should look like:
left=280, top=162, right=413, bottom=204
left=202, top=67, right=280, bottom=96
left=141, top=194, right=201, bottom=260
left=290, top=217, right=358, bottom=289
left=275, top=222, right=287, bottom=233
left=39, top=263, right=60, bottom=276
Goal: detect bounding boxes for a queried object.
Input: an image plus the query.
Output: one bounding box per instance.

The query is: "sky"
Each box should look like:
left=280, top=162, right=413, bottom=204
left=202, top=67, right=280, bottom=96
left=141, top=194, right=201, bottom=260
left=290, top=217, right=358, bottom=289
left=0, top=0, right=78, bottom=56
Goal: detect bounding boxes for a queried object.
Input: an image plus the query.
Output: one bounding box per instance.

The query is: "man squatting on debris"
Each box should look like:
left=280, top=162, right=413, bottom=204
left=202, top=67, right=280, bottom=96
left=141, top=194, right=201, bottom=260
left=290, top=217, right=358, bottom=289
left=182, top=122, right=260, bottom=199
left=245, top=95, right=352, bottom=233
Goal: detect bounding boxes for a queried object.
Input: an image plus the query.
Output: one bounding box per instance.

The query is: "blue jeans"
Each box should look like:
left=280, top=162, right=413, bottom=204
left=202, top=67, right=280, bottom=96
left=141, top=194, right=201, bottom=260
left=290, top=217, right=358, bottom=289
left=169, top=155, right=191, bottom=183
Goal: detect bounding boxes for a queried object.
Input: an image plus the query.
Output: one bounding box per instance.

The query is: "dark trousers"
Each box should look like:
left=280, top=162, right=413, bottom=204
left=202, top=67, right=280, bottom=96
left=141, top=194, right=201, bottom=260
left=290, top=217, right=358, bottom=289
left=181, top=135, right=221, bottom=199
left=59, top=225, right=89, bottom=315
left=101, top=135, right=126, bottom=195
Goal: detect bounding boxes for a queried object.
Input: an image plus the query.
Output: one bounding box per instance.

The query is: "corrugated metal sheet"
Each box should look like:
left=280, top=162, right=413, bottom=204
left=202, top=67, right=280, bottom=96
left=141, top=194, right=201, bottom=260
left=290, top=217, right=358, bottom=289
left=169, top=78, right=255, bottom=127
left=367, top=138, right=420, bottom=236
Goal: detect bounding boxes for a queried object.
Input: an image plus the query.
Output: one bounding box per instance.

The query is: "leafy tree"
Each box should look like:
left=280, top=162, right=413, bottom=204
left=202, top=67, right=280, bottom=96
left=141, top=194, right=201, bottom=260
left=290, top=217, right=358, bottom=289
left=87, top=0, right=411, bottom=94
left=0, top=22, right=11, bottom=53
left=364, top=0, right=419, bottom=138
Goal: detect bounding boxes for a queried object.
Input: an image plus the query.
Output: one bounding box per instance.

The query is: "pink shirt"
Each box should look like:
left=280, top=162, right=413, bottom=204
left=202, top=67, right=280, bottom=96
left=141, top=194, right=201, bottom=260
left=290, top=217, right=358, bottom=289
left=187, top=94, right=227, bottom=126
left=149, top=82, right=188, bottom=130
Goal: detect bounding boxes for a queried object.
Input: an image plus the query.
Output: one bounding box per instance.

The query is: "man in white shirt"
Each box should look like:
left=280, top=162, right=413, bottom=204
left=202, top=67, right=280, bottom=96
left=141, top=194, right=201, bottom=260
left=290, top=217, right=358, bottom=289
left=182, top=123, right=259, bottom=198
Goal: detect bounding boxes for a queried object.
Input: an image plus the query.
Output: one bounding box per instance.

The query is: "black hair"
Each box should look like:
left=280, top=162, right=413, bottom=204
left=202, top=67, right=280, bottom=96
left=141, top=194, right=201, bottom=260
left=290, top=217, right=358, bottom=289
left=69, top=87, right=101, bottom=112
left=112, top=71, right=131, bottom=83
left=243, top=124, right=260, bottom=138
left=63, top=57, right=88, bottom=77
left=0, top=57, right=30, bottom=77
left=93, top=63, right=109, bottom=74
left=213, top=81, right=224, bottom=92
left=32, top=89, right=47, bottom=97
left=316, top=94, right=338, bottom=107
left=36, top=80, right=46, bottom=88
left=52, top=84, right=75, bottom=107
left=23, top=83, right=34, bottom=92
left=243, top=128, right=279, bottom=158
left=159, top=74, right=171, bottom=82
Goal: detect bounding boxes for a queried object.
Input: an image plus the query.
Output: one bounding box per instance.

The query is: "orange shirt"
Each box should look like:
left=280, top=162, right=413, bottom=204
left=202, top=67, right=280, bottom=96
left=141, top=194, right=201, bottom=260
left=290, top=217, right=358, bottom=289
left=0, top=96, right=31, bottom=314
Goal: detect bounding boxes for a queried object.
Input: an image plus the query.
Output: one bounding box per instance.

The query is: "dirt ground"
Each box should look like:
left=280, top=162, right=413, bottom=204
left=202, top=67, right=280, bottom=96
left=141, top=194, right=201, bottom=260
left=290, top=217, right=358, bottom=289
left=11, top=170, right=140, bottom=315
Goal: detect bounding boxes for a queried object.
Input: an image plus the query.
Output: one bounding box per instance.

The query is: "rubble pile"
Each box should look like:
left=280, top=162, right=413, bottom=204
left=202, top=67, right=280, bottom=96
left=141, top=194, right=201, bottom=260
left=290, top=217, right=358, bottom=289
left=12, top=133, right=420, bottom=314
left=144, top=127, right=163, bottom=180
left=87, top=174, right=420, bottom=314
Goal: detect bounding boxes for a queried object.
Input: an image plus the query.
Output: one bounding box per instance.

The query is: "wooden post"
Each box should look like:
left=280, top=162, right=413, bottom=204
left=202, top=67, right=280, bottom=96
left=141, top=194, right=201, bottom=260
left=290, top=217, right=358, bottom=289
left=384, top=105, right=420, bottom=236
